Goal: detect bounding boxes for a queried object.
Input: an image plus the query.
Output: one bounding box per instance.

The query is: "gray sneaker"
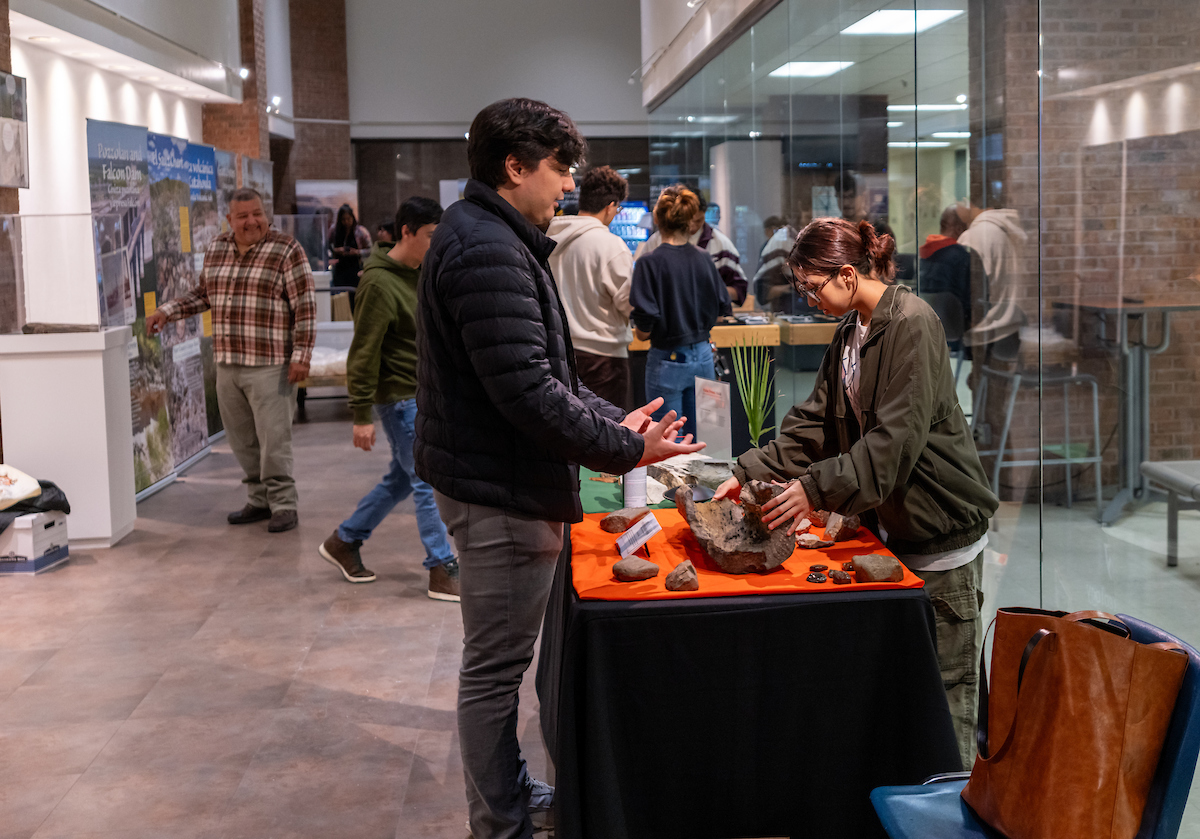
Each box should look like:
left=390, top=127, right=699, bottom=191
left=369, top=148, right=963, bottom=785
left=318, top=531, right=376, bottom=583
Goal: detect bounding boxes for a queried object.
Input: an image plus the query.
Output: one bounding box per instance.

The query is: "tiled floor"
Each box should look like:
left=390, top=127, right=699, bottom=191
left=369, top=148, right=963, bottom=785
left=3, top=394, right=1199, bottom=838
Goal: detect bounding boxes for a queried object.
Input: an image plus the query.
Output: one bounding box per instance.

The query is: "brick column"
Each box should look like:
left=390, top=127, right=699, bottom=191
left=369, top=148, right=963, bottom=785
left=202, top=0, right=270, bottom=162
left=275, top=0, right=352, bottom=214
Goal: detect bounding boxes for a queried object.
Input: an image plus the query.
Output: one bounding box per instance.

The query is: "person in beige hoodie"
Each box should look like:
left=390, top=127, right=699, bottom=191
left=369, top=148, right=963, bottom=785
left=547, top=166, right=635, bottom=409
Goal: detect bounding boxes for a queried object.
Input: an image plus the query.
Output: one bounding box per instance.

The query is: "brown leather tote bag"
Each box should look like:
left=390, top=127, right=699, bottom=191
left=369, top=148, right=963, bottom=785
left=960, top=608, right=1188, bottom=839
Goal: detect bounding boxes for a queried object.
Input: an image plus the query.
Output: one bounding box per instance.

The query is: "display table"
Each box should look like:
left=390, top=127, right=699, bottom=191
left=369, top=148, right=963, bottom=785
left=536, top=526, right=961, bottom=839
left=0, top=327, right=136, bottom=547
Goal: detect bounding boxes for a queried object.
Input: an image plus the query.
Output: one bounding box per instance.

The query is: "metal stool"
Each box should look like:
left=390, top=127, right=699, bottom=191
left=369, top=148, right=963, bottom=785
left=972, top=339, right=1103, bottom=519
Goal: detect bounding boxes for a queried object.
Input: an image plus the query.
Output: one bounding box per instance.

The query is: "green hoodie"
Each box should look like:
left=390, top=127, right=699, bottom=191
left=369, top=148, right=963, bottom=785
left=347, top=242, right=420, bottom=424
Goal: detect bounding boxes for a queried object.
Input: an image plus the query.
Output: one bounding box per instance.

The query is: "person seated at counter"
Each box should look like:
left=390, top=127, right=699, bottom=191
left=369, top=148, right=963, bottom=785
left=713, top=217, right=998, bottom=767
left=630, top=184, right=732, bottom=440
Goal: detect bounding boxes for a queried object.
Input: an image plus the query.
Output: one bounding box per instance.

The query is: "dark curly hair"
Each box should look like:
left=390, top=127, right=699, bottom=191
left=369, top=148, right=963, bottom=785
left=578, top=166, right=629, bottom=213
left=467, top=98, right=587, bottom=190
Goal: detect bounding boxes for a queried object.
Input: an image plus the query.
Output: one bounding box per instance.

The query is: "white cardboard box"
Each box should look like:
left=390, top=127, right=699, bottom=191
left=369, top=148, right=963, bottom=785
left=0, top=511, right=68, bottom=561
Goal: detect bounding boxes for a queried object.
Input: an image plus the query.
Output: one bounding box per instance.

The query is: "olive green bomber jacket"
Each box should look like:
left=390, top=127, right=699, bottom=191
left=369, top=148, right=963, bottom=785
left=734, top=284, right=998, bottom=555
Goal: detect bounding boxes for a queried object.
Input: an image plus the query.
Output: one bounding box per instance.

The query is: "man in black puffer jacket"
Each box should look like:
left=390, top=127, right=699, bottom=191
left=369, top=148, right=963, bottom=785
left=416, top=98, right=704, bottom=839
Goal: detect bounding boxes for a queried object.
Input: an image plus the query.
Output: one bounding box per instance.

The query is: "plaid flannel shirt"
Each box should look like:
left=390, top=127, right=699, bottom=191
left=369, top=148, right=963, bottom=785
left=158, top=230, right=317, bottom=368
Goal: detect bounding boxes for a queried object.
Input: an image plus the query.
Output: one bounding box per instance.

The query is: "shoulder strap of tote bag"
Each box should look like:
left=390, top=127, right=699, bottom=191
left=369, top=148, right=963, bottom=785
left=976, top=625, right=1056, bottom=760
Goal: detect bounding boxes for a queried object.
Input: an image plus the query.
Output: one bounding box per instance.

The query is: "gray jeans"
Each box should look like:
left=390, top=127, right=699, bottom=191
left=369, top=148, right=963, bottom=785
left=434, top=491, right=563, bottom=839
left=215, top=363, right=297, bottom=511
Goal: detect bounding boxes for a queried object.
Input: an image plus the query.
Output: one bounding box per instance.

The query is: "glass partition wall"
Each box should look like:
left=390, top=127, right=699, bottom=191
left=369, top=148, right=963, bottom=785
left=650, top=6, right=1200, bottom=822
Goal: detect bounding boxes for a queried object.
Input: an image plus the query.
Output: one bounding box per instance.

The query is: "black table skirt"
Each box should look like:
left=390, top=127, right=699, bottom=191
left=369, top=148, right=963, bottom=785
left=536, top=528, right=962, bottom=839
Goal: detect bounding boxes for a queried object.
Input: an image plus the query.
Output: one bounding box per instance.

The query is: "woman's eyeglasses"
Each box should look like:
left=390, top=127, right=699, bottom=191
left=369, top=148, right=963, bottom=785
left=783, top=264, right=836, bottom=302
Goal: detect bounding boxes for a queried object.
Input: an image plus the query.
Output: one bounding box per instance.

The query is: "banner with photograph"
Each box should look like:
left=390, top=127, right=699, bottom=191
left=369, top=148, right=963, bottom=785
left=185, top=142, right=224, bottom=439
left=241, top=156, right=274, bottom=222
left=87, top=119, right=148, bottom=328
left=146, top=132, right=207, bottom=468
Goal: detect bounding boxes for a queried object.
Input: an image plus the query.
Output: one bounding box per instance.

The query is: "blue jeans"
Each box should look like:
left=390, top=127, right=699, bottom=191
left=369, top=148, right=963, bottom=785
left=646, top=341, right=713, bottom=440
left=338, top=399, right=455, bottom=569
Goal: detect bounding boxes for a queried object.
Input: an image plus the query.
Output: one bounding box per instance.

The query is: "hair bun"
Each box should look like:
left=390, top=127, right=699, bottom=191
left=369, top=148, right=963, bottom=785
left=858, top=220, right=896, bottom=281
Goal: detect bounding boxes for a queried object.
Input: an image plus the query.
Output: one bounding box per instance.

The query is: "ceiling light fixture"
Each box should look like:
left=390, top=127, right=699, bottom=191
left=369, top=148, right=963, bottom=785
left=956, top=93, right=968, bottom=103
left=679, top=114, right=738, bottom=124
left=887, top=121, right=904, bottom=128
left=108, top=65, right=135, bottom=72
left=887, top=103, right=968, bottom=112
left=139, top=75, right=161, bottom=82
left=769, top=61, right=854, bottom=78
left=238, top=67, right=250, bottom=79
left=165, top=85, right=186, bottom=92
left=686, top=0, right=705, bottom=8
left=841, top=10, right=963, bottom=35
left=271, top=95, right=282, bottom=106
left=931, top=131, right=971, bottom=138
left=27, top=35, right=58, bottom=42
left=888, top=141, right=951, bottom=148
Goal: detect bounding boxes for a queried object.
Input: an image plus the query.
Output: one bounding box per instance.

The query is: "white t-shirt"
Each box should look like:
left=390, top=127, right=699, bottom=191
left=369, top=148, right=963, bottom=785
left=840, top=317, right=870, bottom=427
left=843, top=314, right=985, bottom=572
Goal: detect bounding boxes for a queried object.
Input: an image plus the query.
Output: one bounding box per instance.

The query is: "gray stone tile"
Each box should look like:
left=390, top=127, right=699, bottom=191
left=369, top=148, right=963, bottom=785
left=129, top=663, right=292, bottom=720
left=0, top=774, right=81, bottom=837
left=88, top=711, right=275, bottom=773
left=0, top=677, right=162, bottom=729
left=283, top=625, right=441, bottom=708
left=0, top=650, right=56, bottom=700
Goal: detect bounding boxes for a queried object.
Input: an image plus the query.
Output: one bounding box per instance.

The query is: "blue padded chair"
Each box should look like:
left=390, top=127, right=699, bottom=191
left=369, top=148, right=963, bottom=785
left=870, top=615, right=1200, bottom=839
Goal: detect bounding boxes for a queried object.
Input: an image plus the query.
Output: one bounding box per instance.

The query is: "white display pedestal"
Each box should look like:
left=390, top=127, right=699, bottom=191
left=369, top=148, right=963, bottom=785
left=0, top=327, right=137, bottom=548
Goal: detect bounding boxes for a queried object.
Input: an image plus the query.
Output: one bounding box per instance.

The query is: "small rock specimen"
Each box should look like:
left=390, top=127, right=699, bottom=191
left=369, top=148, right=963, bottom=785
left=675, top=481, right=796, bottom=574
left=851, top=554, right=905, bottom=583
left=600, top=507, right=651, bottom=533
left=613, top=557, right=660, bottom=582
left=825, top=512, right=862, bottom=542
left=809, top=509, right=830, bottom=526
left=806, top=572, right=827, bottom=583
left=797, top=533, right=835, bottom=550
left=795, top=517, right=812, bottom=533
left=829, top=569, right=852, bottom=585
left=842, top=561, right=855, bottom=572
left=809, top=564, right=828, bottom=572
left=664, top=560, right=699, bottom=592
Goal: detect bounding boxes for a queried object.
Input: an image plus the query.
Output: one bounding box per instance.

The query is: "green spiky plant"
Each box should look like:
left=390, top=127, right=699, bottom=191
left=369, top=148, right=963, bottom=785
left=730, top=337, right=775, bottom=448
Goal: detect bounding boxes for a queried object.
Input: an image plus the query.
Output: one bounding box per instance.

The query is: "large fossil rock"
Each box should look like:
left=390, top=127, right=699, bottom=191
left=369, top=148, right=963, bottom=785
left=648, top=459, right=735, bottom=492
left=675, top=481, right=796, bottom=574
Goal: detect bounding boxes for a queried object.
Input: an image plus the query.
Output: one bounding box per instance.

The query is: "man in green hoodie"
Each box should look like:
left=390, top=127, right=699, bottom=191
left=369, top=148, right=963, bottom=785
left=319, top=197, right=459, bottom=601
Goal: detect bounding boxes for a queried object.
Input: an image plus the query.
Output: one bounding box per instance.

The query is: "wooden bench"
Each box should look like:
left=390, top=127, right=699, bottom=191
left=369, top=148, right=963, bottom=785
left=1140, top=461, right=1200, bottom=567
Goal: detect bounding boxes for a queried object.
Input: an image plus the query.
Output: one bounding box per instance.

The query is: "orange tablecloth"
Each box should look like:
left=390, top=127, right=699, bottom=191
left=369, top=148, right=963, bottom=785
left=571, top=509, right=925, bottom=601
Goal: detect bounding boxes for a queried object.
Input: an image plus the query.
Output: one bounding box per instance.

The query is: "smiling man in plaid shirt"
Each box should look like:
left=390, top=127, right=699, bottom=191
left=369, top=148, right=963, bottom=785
left=148, top=188, right=316, bottom=533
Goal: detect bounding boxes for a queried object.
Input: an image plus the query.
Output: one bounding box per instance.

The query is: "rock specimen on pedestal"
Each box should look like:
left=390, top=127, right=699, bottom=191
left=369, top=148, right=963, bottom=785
left=825, top=512, right=862, bottom=542
left=599, top=507, right=651, bottom=533
left=797, top=533, right=834, bottom=550
left=851, top=554, right=905, bottom=583
left=613, top=557, right=660, bottom=581
left=664, top=560, right=699, bottom=591
left=675, top=481, right=795, bottom=574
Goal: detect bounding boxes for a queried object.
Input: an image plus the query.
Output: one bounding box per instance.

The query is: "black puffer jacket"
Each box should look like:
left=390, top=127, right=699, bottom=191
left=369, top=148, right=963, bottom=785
left=415, top=180, right=643, bottom=523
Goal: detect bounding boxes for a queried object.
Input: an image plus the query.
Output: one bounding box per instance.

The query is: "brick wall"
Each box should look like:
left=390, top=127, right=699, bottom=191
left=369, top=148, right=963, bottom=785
left=202, top=0, right=270, bottom=161
left=274, top=0, right=352, bottom=213
left=970, top=0, right=1200, bottom=502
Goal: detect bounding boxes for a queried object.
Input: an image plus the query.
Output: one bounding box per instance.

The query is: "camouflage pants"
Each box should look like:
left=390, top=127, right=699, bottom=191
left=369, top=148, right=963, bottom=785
left=912, top=552, right=984, bottom=769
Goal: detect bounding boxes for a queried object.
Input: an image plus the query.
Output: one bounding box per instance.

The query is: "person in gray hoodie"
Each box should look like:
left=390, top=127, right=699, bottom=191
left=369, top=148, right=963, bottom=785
left=547, top=166, right=635, bottom=410
left=957, top=204, right=1029, bottom=349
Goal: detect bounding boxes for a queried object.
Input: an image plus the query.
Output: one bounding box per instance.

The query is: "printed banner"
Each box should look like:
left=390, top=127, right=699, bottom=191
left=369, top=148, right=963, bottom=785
left=87, top=119, right=148, bottom=328
left=147, top=132, right=208, bottom=466
left=186, top=142, right=224, bottom=439
left=215, top=149, right=238, bottom=234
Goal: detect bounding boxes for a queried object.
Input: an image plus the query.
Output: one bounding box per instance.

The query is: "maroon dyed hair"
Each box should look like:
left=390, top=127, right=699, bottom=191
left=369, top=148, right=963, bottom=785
left=787, top=217, right=897, bottom=283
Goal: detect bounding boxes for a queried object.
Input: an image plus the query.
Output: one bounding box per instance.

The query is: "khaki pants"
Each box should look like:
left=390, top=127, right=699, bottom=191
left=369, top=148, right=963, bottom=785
left=215, top=363, right=298, bottom=512
left=912, top=552, right=984, bottom=768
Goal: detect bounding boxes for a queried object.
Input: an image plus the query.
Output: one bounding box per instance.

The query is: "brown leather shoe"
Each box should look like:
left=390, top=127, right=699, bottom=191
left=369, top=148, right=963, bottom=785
left=267, top=510, right=298, bottom=533
left=428, top=559, right=460, bottom=602
left=318, top=531, right=376, bottom=583
left=228, top=504, right=271, bottom=525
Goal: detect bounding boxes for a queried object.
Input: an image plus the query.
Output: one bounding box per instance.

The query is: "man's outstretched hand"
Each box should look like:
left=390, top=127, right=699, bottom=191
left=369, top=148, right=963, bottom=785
left=619, top=398, right=705, bottom=466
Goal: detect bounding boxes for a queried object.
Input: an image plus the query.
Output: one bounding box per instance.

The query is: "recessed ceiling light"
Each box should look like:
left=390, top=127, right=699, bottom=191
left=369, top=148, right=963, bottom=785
left=271, top=95, right=281, bottom=106
left=956, top=94, right=968, bottom=103
left=108, top=65, right=135, bottom=72
left=70, top=51, right=101, bottom=59
left=887, top=104, right=968, bottom=112
left=165, top=85, right=186, bottom=91
left=238, top=67, right=250, bottom=79
left=932, top=131, right=971, bottom=138
left=678, top=114, right=738, bottom=124
left=887, top=121, right=904, bottom=128
left=842, top=10, right=963, bottom=35
left=888, top=141, right=951, bottom=148
left=27, top=35, right=58, bottom=42
left=139, top=75, right=161, bottom=82
left=768, top=61, right=854, bottom=78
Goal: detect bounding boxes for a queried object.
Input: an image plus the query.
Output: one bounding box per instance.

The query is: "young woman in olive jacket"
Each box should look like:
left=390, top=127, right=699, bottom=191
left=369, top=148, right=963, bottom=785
left=714, top=217, right=999, bottom=766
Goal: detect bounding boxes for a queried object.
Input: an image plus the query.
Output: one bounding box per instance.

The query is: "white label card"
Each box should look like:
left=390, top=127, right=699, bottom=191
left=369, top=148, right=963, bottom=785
left=615, top=512, right=662, bottom=558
